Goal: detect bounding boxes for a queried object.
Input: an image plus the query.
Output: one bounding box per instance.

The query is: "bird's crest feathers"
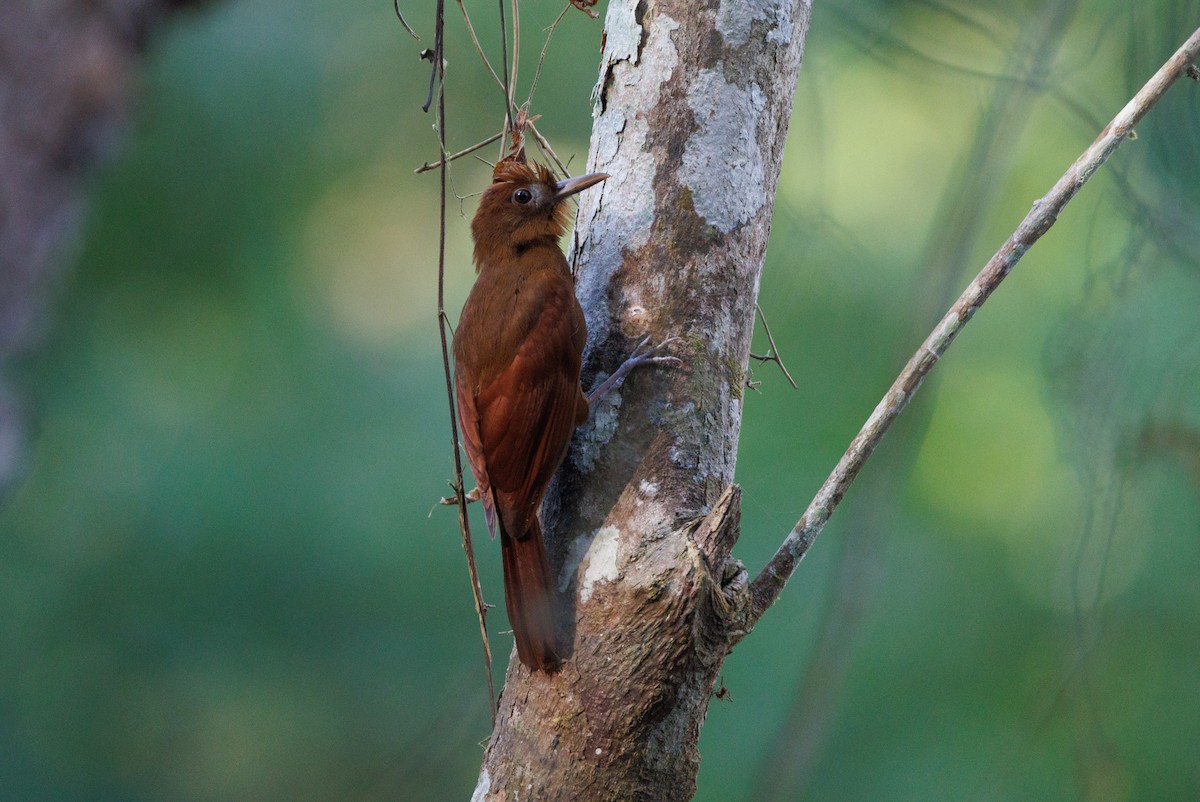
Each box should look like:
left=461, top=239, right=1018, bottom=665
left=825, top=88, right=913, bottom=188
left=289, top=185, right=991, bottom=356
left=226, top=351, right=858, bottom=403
left=491, top=155, right=556, bottom=188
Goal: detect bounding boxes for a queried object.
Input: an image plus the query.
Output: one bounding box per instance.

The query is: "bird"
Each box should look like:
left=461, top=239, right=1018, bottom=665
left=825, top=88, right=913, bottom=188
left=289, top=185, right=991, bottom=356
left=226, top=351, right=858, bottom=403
left=453, top=153, right=675, bottom=670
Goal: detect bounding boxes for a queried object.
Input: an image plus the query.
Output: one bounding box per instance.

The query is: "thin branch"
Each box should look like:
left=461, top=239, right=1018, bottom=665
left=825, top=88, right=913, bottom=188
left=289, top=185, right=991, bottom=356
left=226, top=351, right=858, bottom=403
left=430, top=0, right=496, bottom=719
left=456, top=0, right=503, bottom=89
left=415, top=106, right=564, bottom=178
left=509, top=0, right=520, bottom=121
left=446, top=0, right=571, bottom=176
left=524, top=120, right=570, bottom=176
left=749, top=303, right=798, bottom=389
left=498, top=0, right=514, bottom=149
left=745, top=26, right=1200, bottom=626
left=420, top=0, right=443, bottom=113
left=393, top=0, right=420, bottom=39
left=527, top=4, right=573, bottom=110
left=421, top=63, right=439, bottom=114
left=754, top=11, right=1082, bottom=791
left=414, top=131, right=503, bottom=174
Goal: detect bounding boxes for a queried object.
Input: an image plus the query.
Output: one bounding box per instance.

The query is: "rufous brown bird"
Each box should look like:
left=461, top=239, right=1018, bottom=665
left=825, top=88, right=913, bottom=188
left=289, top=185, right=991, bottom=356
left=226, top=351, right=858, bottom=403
left=454, top=155, right=674, bottom=670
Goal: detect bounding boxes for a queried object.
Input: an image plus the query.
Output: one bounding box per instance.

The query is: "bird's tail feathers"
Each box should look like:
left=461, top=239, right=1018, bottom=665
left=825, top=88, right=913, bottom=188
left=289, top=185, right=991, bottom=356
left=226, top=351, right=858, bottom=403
left=500, top=518, right=559, bottom=671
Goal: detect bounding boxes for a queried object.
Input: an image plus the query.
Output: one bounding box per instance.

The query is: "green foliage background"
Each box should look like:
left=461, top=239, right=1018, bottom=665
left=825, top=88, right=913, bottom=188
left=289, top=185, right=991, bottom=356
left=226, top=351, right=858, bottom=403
left=2, top=1, right=1198, bottom=799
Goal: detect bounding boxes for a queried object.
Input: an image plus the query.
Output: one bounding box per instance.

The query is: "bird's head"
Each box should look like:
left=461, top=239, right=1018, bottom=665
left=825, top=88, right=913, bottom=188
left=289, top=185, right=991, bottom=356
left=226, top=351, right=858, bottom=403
left=471, top=156, right=608, bottom=268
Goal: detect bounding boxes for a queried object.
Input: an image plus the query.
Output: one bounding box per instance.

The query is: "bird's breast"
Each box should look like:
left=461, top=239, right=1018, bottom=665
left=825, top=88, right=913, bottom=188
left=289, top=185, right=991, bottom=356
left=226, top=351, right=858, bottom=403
left=454, top=257, right=578, bottom=389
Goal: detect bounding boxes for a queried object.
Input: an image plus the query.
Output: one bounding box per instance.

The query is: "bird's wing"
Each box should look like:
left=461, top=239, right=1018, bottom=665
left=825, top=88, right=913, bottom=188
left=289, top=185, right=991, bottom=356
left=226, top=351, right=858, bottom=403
left=455, top=362, right=498, bottom=538
left=473, top=277, right=585, bottom=540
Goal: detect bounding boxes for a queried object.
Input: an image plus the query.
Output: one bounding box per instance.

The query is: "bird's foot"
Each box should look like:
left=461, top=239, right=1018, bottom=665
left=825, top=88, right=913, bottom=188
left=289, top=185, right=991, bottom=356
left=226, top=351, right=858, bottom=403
left=625, top=334, right=683, bottom=372
left=587, top=335, right=682, bottom=407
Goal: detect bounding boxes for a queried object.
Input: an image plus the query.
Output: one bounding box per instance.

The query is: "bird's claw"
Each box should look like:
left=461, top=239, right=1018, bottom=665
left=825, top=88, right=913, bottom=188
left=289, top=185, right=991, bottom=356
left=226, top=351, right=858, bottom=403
left=629, top=335, right=683, bottom=367
left=586, top=333, right=683, bottom=407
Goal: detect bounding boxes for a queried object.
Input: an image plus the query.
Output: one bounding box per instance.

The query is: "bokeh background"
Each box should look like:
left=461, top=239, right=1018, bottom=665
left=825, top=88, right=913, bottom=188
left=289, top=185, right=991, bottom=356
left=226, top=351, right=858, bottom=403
left=2, top=0, right=1198, bottom=799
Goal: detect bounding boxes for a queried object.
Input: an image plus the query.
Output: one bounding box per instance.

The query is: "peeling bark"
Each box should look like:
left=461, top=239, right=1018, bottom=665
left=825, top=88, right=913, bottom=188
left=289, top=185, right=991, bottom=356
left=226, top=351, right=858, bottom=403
left=0, top=0, right=205, bottom=497
left=477, top=1, right=812, bottom=798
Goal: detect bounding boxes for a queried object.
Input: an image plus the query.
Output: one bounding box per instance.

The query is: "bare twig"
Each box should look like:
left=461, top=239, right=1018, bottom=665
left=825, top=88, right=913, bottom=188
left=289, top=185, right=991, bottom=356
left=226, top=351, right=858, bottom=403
left=414, top=131, right=502, bottom=174
left=749, top=303, right=798, bottom=389
left=420, top=1, right=443, bottom=113
left=456, top=0, right=503, bottom=88
left=527, top=4, right=573, bottom=110
left=745, top=26, right=1200, bottom=626
left=755, top=9, right=1082, bottom=793
left=523, top=121, right=570, bottom=176
left=415, top=115, right=564, bottom=177
left=509, top=0, right=520, bottom=119
left=430, top=0, right=496, bottom=719
left=441, top=0, right=571, bottom=177
left=393, top=0, right=420, bottom=39
left=498, top=0, right=514, bottom=149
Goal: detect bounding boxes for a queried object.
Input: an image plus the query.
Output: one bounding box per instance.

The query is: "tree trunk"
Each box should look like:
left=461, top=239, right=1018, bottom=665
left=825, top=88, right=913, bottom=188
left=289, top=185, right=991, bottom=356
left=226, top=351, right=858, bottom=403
left=475, top=1, right=812, bottom=798
left=0, top=0, right=203, bottom=496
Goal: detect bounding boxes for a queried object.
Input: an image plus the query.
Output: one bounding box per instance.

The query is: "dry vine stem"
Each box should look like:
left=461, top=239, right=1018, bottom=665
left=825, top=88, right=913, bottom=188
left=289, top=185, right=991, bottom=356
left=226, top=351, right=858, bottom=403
left=425, top=0, right=497, bottom=718
left=746, top=24, right=1200, bottom=623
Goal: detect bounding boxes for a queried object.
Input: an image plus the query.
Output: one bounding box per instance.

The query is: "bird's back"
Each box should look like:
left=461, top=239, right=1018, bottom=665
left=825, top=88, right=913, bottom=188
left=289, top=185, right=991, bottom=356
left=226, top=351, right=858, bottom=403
left=453, top=247, right=588, bottom=540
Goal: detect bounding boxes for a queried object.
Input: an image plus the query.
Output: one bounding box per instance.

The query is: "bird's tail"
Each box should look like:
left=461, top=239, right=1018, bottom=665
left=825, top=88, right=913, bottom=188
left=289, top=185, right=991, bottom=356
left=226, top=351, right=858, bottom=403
left=500, top=517, right=559, bottom=670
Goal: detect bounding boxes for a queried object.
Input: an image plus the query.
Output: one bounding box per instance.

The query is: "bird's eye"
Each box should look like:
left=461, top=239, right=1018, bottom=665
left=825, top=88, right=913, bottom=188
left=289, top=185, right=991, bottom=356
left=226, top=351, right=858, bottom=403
left=512, top=188, right=534, bottom=205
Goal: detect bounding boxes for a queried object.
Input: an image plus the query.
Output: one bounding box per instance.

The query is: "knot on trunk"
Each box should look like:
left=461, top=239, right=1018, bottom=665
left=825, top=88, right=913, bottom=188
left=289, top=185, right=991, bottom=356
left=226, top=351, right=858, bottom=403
left=686, top=483, right=748, bottom=660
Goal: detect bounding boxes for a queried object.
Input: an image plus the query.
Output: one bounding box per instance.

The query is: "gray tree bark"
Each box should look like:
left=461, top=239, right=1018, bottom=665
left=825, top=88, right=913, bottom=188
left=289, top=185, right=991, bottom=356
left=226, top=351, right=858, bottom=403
left=0, top=0, right=204, bottom=498
left=474, top=1, right=812, bottom=799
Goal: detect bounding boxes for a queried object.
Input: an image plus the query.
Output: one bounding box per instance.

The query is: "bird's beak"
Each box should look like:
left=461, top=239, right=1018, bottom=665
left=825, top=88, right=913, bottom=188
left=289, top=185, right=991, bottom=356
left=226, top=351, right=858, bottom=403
left=553, top=172, right=609, bottom=201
